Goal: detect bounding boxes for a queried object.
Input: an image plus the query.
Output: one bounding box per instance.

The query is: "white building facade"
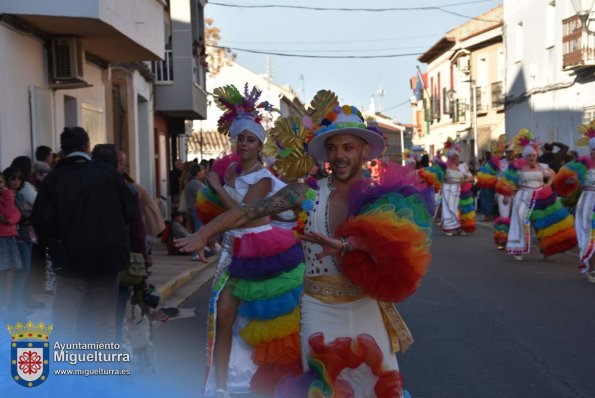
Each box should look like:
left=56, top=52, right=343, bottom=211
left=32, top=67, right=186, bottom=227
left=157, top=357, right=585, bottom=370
left=189, top=61, right=304, bottom=161
left=0, top=0, right=165, bottom=181
left=504, top=0, right=595, bottom=151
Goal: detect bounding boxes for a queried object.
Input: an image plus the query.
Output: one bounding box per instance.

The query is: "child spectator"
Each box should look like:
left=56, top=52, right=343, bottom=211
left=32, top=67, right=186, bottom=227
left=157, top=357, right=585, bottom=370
left=0, top=168, right=23, bottom=318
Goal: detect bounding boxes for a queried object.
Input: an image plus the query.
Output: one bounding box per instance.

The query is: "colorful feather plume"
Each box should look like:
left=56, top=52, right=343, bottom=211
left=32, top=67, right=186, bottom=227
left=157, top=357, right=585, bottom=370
left=213, top=83, right=277, bottom=136
left=476, top=157, right=501, bottom=189
left=529, top=187, right=577, bottom=256
left=576, top=119, right=595, bottom=147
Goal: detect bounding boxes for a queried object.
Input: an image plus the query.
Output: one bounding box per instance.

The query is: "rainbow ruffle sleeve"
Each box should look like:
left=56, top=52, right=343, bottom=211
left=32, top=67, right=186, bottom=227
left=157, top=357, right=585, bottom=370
left=476, top=157, right=500, bottom=189
left=496, top=160, right=520, bottom=197
left=195, top=185, right=224, bottom=225
left=553, top=157, right=589, bottom=199
left=419, top=161, right=445, bottom=192
left=337, top=166, right=433, bottom=303
left=529, top=186, right=577, bottom=256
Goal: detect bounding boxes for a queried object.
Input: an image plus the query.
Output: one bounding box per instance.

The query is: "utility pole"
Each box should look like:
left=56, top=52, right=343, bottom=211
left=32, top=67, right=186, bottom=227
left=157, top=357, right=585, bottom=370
left=300, top=74, right=305, bottom=101
left=472, top=83, right=478, bottom=165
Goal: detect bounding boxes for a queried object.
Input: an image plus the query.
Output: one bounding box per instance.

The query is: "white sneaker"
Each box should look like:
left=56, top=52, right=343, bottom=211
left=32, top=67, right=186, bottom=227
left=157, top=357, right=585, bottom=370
left=514, top=255, right=523, bottom=261
left=214, top=389, right=230, bottom=398
left=191, top=252, right=200, bottom=261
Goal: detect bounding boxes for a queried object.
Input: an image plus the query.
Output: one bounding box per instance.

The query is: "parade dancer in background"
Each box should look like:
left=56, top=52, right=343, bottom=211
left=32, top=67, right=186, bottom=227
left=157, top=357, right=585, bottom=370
left=178, top=90, right=434, bottom=397
left=476, top=136, right=517, bottom=249
left=195, top=84, right=303, bottom=398
left=554, top=120, right=595, bottom=282
left=421, top=138, right=475, bottom=235
left=497, top=129, right=576, bottom=261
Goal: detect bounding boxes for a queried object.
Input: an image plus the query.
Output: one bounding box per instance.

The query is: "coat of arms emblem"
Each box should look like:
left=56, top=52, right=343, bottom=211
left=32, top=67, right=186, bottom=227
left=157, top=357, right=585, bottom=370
left=7, top=321, right=53, bottom=387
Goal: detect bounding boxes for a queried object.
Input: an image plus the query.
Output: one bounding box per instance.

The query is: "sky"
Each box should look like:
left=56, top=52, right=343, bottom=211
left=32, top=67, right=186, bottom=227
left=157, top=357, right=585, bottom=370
left=205, top=0, right=502, bottom=124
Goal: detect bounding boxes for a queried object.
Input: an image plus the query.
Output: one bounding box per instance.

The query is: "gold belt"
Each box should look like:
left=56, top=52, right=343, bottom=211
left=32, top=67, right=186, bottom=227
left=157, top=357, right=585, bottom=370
left=303, top=275, right=413, bottom=353
left=303, top=275, right=366, bottom=304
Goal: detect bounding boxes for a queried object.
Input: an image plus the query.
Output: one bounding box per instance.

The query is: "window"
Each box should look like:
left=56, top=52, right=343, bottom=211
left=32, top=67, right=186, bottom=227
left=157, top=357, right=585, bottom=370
left=82, top=103, right=105, bottom=148
left=583, top=106, right=595, bottom=123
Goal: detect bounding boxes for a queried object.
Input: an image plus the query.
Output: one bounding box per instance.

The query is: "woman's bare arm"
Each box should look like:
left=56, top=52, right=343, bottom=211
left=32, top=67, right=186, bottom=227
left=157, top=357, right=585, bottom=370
left=175, top=183, right=310, bottom=257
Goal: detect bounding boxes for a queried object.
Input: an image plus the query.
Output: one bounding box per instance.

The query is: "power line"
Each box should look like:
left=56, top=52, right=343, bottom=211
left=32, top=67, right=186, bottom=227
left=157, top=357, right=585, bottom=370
left=208, top=1, right=502, bottom=22
left=220, top=33, right=442, bottom=46
left=220, top=45, right=428, bottom=54
left=209, top=0, right=495, bottom=12
left=208, top=45, right=422, bottom=59
left=384, top=99, right=412, bottom=112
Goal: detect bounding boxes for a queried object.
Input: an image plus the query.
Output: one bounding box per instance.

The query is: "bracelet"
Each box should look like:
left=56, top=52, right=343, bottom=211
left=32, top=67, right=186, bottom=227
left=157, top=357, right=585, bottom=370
left=339, top=237, right=350, bottom=257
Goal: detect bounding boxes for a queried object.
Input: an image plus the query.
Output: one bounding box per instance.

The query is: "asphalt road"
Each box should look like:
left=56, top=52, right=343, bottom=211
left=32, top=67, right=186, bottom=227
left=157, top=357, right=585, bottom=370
left=147, top=225, right=595, bottom=398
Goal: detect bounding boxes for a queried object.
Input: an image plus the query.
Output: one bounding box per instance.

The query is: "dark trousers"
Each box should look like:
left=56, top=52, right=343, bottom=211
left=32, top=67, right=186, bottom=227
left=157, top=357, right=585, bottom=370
left=53, top=272, right=119, bottom=342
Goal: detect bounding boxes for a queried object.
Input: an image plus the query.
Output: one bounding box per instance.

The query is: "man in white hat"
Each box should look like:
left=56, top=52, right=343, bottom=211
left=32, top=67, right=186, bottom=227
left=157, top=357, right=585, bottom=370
left=177, top=101, right=428, bottom=397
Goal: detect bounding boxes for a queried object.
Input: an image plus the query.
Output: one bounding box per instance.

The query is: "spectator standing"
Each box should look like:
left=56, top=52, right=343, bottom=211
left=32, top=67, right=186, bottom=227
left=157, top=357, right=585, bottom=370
left=169, top=159, right=184, bottom=208
left=32, top=127, right=136, bottom=342
left=538, top=141, right=569, bottom=172
left=35, top=145, right=54, bottom=168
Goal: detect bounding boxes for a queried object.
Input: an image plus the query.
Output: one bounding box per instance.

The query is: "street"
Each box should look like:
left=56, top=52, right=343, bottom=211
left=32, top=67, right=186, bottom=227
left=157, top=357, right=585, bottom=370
left=147, top=225, right=595, bottom=398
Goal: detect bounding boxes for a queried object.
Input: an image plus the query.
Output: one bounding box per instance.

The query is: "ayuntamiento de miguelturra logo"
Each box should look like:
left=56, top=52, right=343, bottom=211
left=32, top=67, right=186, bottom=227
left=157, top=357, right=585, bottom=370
left=7, top=321, right=52, bottom=387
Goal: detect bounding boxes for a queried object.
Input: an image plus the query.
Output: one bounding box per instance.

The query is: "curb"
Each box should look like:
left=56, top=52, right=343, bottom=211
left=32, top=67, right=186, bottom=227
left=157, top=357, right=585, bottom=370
left=157, top=255, right=219, bottom=303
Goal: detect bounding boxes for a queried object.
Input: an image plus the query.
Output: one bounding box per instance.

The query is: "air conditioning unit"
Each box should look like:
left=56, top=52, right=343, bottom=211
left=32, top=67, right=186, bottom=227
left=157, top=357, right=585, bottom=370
left=51, top=37, right=85, bottom=81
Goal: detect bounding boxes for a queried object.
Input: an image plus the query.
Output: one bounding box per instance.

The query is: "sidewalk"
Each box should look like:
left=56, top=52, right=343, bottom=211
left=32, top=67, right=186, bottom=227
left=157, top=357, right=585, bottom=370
left=148, top=242, right=219, bottom=306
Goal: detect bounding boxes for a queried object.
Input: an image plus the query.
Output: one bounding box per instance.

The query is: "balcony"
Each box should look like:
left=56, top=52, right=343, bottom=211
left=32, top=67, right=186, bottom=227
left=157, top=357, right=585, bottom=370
left=0, top=0, right=166, bottom=62
left=563, top=15, right=595, bottom=70
left=151, top=0, right=207, bottom=120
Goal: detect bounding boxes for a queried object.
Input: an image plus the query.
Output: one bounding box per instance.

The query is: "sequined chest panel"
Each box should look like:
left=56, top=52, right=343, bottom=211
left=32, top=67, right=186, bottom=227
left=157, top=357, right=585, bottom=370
left=303, top=177, right=342, bottom=276
left=587, top=169, right=595, bottom=188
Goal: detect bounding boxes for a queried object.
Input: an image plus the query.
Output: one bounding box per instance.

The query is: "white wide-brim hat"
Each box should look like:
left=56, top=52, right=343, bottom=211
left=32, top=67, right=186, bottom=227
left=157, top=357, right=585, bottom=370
left=307, top=111, right=386, bottom=162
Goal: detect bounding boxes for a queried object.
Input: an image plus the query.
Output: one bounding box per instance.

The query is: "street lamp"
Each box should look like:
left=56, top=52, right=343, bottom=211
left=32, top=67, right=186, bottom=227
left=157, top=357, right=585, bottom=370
left=572, top=0, right=595, bottom=30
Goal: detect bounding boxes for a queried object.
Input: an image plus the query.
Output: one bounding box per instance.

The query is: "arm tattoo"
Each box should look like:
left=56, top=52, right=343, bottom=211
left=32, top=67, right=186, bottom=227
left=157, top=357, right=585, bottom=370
left=240, top=183, right=308, bottom=220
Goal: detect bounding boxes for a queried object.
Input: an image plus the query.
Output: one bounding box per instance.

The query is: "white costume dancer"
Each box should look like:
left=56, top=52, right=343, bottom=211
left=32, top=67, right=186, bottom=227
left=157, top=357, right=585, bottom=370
left=506, top=165, right=550, bottom=255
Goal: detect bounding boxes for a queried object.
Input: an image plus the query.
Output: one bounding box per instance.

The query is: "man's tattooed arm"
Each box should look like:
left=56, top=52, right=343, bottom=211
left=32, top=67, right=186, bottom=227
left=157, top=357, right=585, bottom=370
left=175, top=183, right=311, bottom=254
left=239, top=183, right=309, bottom=221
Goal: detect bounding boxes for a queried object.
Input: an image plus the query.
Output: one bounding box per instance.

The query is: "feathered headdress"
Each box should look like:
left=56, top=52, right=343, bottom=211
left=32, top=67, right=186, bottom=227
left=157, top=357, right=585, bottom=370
left=263, top=115, right=316, bottom=182
left=576, top=119, right=595, bottom=151
left=512, top=128, right=540, bottom=157
left=443, top=137, right=461, bottom=158
left=491, top=134, right=508, bottom=158
left=212, top=83, right=276, bottom=141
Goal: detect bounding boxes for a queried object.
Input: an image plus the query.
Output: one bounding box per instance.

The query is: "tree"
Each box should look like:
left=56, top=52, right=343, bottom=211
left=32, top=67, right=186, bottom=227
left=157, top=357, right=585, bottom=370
left=205, top=18, right=236, bottom=77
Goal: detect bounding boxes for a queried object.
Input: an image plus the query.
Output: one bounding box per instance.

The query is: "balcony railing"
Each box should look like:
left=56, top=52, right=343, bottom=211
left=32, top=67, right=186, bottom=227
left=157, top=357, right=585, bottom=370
left=148, top=49, right=174, bottom=83
left=563, top=15, right=595, bottom=70
left=491, top=81, right=504, bottom=108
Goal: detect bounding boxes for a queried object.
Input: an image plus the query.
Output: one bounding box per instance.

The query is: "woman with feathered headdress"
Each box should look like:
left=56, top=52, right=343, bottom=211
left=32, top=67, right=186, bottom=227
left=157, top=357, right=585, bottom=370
left=199, top=84, right=303, bottom=398
left=497, top=128, right=576, bottom=260
left=553, top=120, right=595, bottom=281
